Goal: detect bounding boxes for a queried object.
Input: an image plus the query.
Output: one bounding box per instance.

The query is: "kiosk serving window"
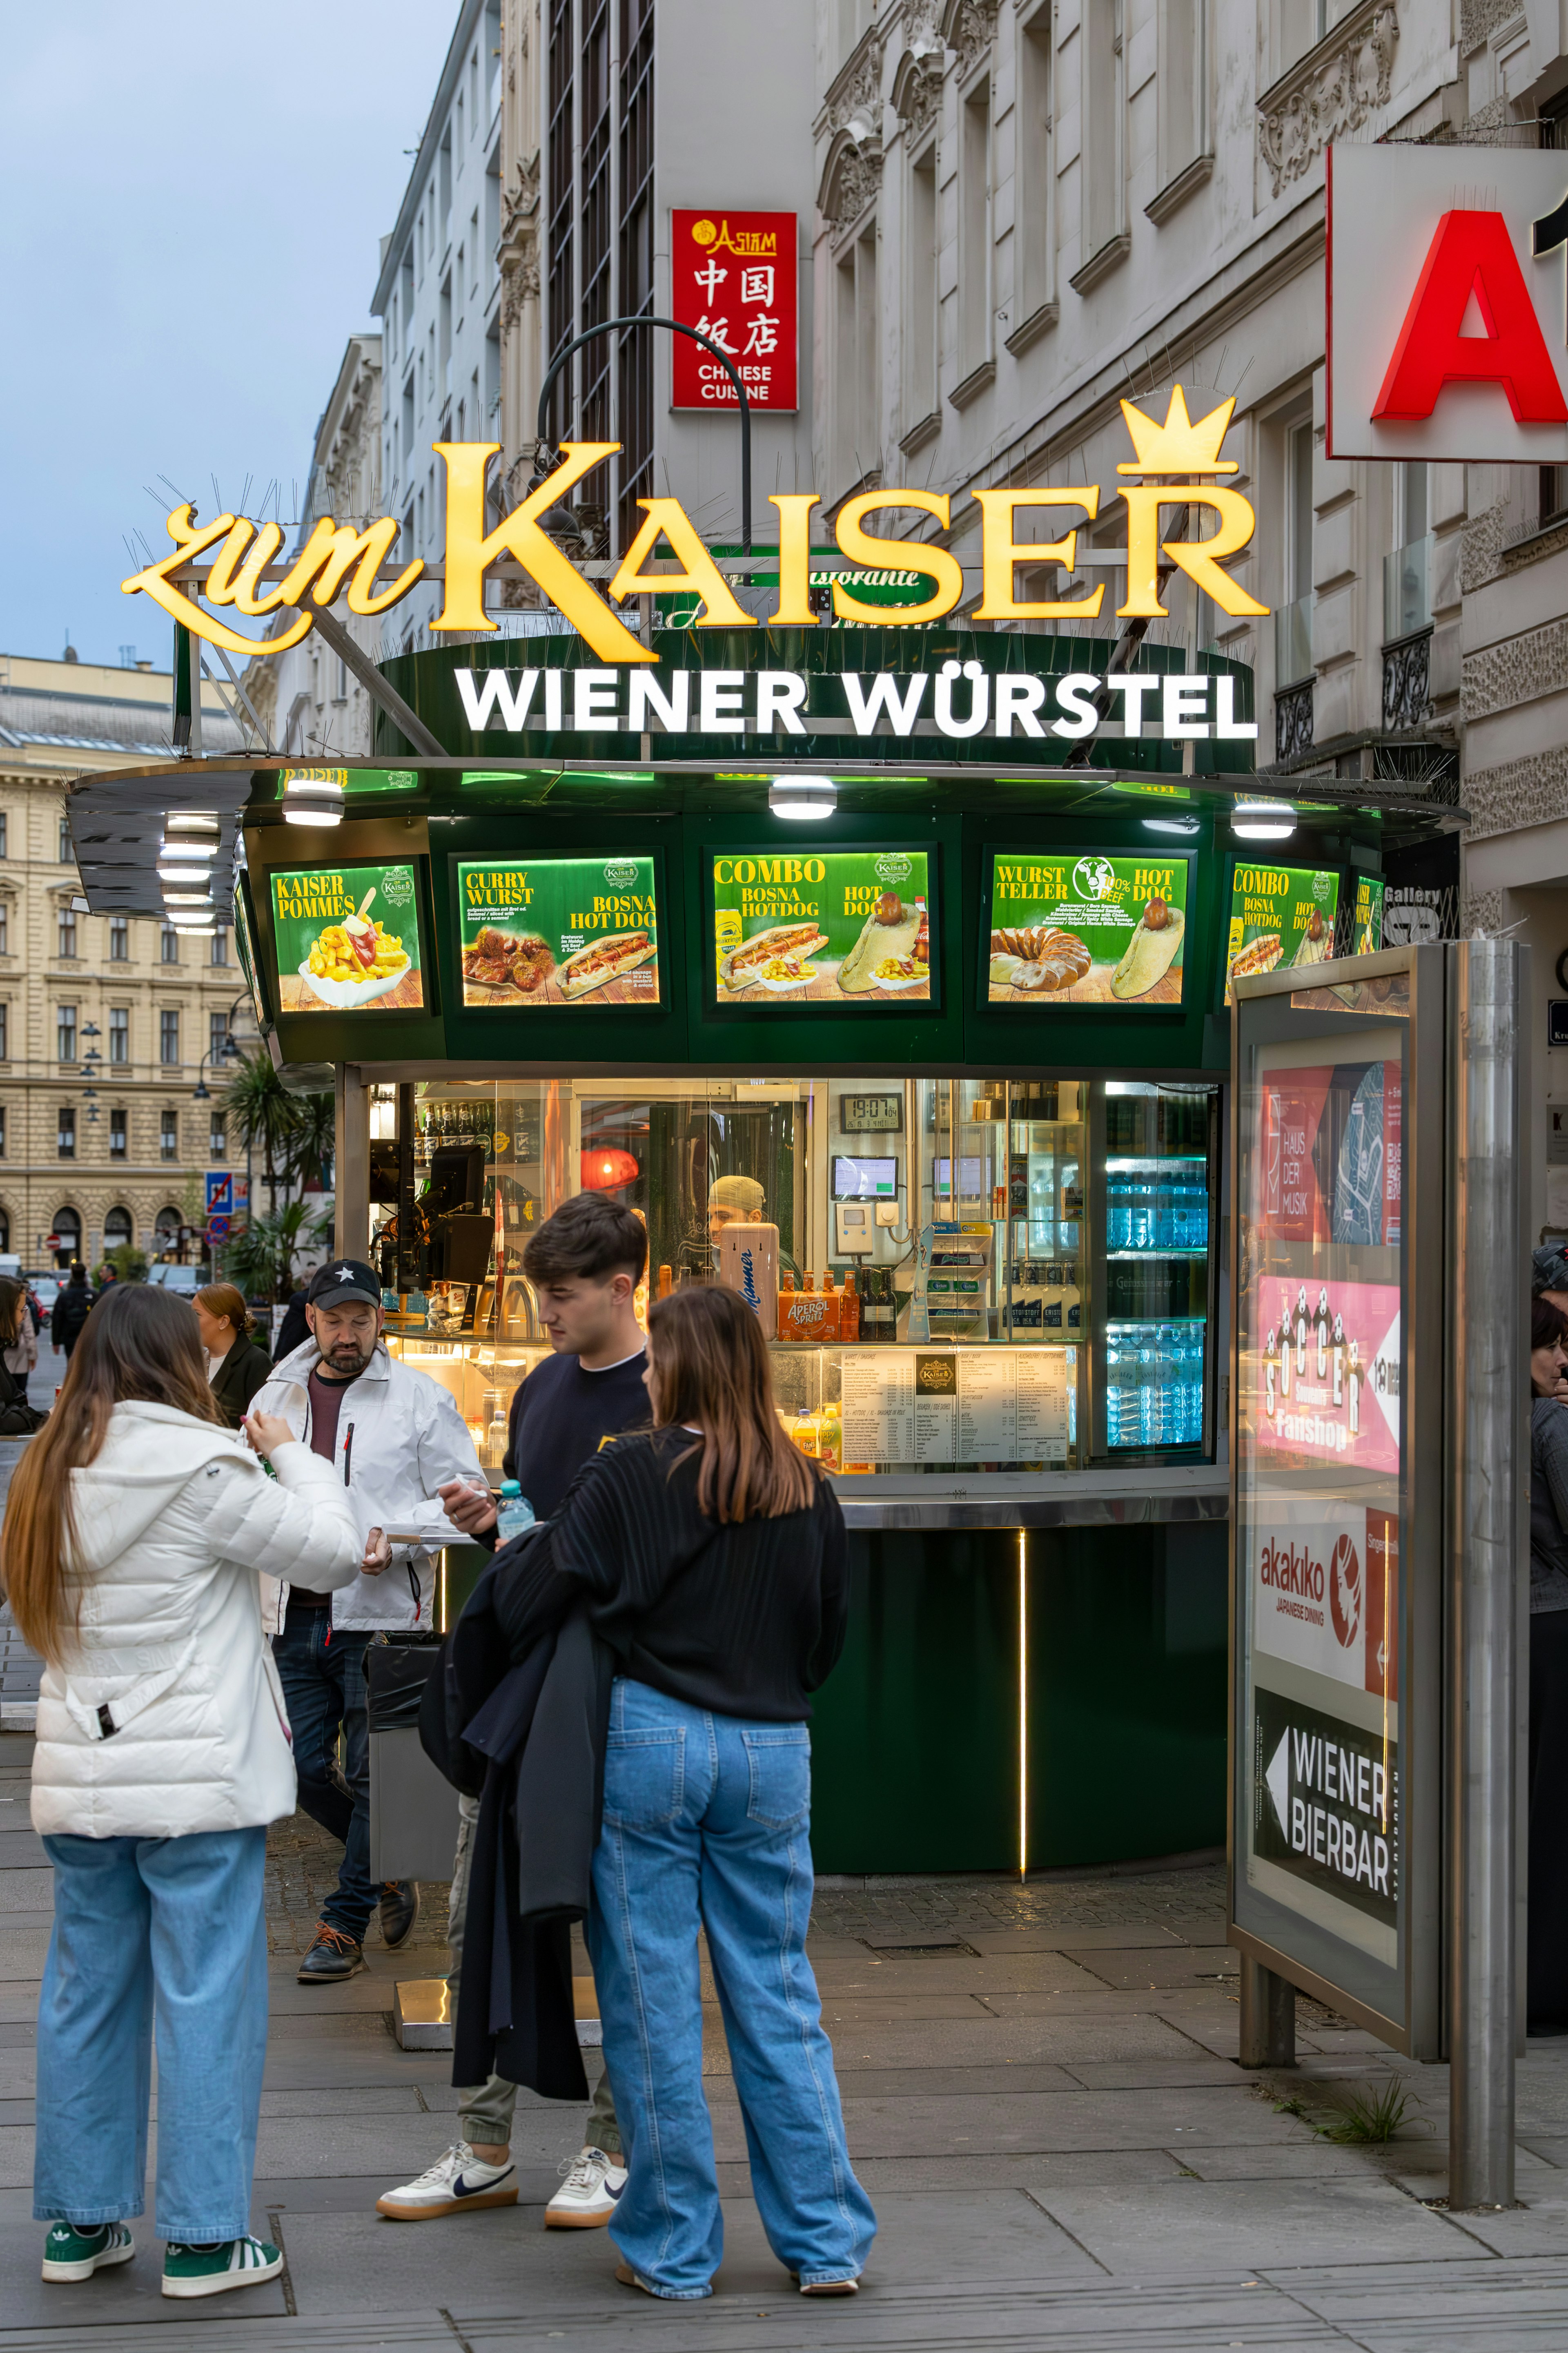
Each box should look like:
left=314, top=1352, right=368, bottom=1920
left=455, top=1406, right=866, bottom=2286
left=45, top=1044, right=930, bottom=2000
left=372, top=1069, right=1220, bottom=1483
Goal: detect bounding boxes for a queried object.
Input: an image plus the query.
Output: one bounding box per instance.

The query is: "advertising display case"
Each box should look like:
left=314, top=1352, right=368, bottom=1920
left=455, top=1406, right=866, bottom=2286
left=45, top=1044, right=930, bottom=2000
left=1229, top=949, right=1445, bottom=2056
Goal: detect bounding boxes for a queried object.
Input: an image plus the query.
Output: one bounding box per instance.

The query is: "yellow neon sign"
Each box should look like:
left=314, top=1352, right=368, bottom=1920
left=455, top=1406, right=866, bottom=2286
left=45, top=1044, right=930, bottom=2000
left=120, top=389, right=1267, bottom=660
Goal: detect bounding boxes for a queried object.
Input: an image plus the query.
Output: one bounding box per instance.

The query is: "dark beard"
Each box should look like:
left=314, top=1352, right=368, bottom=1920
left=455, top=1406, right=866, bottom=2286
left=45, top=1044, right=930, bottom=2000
left=319, top=1340, right=373, bottom=1380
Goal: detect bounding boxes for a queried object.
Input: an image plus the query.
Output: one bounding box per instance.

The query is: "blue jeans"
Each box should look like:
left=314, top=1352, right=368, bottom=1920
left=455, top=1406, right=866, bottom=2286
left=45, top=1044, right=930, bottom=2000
left=35, top=1828, right=268, bottom=2241
left=273, top=1607, right=376, bottom=1940
left=588, top=1678, right=875, bottom=2298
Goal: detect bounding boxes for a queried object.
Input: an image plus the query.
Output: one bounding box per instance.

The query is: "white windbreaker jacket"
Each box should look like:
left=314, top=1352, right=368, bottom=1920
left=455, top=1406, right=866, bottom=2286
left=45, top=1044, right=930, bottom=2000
left=30, top=1402, right=361, bottom=1840
left=252, top=1338, right=483, bottom=1636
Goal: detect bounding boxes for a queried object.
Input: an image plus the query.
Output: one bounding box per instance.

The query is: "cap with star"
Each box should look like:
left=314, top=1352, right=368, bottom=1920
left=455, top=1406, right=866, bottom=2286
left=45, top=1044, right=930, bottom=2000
left=305, top=1258, right=383, bottom=1312
left=1534, top=1243, right=1568, bottom=1298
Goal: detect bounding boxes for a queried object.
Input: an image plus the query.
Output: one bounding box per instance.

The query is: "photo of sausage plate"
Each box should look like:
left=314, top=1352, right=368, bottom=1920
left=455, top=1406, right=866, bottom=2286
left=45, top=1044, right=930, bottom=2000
left=712, top=850, right=933, bottom=1004
left=984, top=853, right=1190, bottom=1006
left=456, top=857, right=660, bottom=1008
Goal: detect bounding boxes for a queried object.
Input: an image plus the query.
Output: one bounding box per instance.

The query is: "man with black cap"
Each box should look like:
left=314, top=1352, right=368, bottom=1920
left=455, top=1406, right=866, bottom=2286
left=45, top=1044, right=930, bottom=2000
left=252, top=1258, right=483, bottom=1982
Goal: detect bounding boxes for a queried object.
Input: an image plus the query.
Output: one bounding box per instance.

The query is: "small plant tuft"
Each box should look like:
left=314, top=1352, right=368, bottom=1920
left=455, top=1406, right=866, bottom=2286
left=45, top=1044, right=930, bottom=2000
left=1323, top=2079, right=1412, bottom=2144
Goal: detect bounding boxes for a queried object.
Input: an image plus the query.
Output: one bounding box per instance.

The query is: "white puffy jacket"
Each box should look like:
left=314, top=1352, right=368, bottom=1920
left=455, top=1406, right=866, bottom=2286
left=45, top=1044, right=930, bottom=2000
left=30, top=1401, right=361, bottom=1840
left=252, top=1338, right=483, bottom=1635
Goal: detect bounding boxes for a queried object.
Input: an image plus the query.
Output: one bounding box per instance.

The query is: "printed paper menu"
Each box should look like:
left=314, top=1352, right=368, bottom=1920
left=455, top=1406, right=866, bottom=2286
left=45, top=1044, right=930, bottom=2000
left=838, top=1348, right=1069, bottom=1466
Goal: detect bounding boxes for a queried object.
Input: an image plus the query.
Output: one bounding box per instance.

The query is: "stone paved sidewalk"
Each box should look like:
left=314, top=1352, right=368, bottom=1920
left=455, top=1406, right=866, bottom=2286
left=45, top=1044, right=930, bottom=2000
left=4, top=1726, right=1568, bottom=2350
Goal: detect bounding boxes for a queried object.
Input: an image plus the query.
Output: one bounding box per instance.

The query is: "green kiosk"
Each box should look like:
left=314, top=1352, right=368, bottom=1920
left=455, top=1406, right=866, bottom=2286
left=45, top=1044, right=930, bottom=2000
left=70, top=616, right=1456, bottom=1877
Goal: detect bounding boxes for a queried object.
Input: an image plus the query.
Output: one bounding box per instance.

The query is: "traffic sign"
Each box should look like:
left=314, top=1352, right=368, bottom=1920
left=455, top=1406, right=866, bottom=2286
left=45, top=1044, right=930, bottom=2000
left=206, top=1216, right=230, bottom=1244
left=205, top=1172, right=232, bottom=1215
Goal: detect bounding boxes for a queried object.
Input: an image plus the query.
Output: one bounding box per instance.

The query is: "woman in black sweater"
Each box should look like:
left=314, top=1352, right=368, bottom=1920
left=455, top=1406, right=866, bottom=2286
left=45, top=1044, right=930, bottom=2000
left=489, top=1283, right=873, bottom=2302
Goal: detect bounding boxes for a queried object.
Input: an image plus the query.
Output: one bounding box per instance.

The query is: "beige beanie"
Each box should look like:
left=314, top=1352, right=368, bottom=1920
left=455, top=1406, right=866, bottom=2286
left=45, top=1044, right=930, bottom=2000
left=710, top=1173, right=765, bottom=1217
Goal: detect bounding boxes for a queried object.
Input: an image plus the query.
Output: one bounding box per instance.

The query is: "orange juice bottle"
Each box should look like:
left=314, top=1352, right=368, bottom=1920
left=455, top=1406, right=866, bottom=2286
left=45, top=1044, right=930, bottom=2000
left=657, top=1264, right=672, bottom=1300
left=840, top=1270, right=861, bottom=1343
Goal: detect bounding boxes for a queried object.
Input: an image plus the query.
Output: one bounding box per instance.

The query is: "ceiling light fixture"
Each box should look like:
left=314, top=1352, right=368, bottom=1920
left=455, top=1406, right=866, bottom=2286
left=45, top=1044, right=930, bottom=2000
left=1231, top=798, right=1296, bottom=842
left=281, top=773, right=346, bottom=827
left=768, top=774, right=838, bottom=822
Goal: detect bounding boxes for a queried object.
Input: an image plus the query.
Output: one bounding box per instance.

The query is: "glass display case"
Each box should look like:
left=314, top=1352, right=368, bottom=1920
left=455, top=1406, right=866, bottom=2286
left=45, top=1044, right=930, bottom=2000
left=373, top=1071, right=1221, bottom=1482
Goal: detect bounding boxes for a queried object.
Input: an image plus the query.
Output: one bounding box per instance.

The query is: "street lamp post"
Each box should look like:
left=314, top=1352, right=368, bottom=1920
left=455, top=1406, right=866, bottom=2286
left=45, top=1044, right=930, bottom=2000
left=535, top=315, right=755, bottom=553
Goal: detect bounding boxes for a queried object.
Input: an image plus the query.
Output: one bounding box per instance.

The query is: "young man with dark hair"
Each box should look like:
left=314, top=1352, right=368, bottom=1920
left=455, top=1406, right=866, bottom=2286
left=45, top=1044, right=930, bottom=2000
left=376, top=1191, right=646, bottom=2230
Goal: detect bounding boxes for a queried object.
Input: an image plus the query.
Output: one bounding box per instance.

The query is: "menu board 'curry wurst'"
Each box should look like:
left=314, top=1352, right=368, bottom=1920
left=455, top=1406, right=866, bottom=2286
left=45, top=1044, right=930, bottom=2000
left=712, top=850, right=933, bottom=1005
left=456, top=858, right=659, bottom=1008
left=271, top=864, right=425, bottom=1013
left=984, top=852, right=1191, bottom=1006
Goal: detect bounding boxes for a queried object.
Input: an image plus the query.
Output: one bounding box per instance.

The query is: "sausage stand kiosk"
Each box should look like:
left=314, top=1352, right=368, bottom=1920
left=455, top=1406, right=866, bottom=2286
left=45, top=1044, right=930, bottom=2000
left=90, top=413, right=1462, bottom=1876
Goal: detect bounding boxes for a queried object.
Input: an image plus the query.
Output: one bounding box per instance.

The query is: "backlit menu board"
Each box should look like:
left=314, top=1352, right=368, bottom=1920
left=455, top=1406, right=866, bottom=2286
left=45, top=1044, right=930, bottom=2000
left=1225, top=862, right=1341, bottom=1004
left=984, top=850, right=1191, bottom=1005
left=271, top=863, right=425, bottom=1014
left=711, top=849, right=932, bottom=1005
left=456, top=858, right=659, bottom=1008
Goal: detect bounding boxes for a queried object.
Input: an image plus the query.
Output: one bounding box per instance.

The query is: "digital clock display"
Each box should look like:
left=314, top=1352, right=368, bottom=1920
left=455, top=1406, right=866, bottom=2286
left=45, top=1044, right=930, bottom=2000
left=839, top=1092, right=903, bottom=1135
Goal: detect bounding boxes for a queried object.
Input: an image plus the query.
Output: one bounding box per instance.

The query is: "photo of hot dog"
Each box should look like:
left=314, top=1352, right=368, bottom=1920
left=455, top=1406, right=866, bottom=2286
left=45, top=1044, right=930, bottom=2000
left=557, top=928, right=658, bottom=999
left=718, top=922, right=831, bottom=991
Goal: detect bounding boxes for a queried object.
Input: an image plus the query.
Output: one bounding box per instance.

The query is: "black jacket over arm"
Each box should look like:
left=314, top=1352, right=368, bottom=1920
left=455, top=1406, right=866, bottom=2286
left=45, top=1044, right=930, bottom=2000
left=422, top=1534, right=613, bottom=2101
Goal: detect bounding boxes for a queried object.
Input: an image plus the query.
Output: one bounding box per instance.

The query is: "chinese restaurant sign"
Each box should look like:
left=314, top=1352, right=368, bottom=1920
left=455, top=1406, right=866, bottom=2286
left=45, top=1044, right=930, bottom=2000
left=271, top=864, right=424, bottom=1014
left=456, top=858, right=659, bottom=1008
left=711, top=850, right=932, bottom=1005
left=984, top=851, right=1191, bottom=1006
left=1225, top=863, right=1341, bottom=1005
left=120, top=388, right=1267, bottom=664
left=671, top=211, right=797, bottom=410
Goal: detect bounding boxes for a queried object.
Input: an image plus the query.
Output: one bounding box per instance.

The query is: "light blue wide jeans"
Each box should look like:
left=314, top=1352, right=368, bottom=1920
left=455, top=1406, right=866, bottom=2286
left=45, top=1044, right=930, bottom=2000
left=35, top=1826, right=269, bottom=2241
left=588, top=1677, right=875, bottom=2298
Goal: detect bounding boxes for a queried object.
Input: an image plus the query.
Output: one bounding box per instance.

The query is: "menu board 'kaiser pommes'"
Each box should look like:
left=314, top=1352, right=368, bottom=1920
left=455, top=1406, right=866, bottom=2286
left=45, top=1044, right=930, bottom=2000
left=272, top=864, right=424, bottom=1013
left=985, top=852, right=1190, bottom=1005
left=712, top=850, right=932, bottom=1004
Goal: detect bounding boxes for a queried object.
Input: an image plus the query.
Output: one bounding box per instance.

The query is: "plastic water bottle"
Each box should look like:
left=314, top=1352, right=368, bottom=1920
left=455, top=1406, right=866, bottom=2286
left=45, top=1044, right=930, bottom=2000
left=495, top=1479, right=536, bottom=1544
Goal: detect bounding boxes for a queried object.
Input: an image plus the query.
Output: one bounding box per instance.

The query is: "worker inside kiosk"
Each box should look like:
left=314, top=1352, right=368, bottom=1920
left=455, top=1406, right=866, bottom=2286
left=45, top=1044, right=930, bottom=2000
left=694, top=1172, right=803, bottom=1287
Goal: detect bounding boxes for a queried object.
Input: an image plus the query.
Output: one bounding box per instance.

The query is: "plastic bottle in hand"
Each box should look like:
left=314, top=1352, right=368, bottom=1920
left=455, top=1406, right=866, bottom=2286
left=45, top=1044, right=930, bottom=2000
left=495, top=1479, right=536, bottom=1544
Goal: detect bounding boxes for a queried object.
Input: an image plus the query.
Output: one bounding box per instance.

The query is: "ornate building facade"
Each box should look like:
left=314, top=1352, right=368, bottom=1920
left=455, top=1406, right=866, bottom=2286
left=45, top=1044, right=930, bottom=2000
left=0, top=652, right=245, bottom=1269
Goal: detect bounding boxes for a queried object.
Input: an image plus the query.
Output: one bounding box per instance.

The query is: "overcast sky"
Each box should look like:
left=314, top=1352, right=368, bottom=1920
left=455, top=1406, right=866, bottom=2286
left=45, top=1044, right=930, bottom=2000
left=0, top=2, right=455, bottom=671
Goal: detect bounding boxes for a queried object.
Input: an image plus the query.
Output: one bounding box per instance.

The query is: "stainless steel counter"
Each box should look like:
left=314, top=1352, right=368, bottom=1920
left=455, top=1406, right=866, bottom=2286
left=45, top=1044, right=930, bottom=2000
left=829, top=1465, right=1229, bottom=1531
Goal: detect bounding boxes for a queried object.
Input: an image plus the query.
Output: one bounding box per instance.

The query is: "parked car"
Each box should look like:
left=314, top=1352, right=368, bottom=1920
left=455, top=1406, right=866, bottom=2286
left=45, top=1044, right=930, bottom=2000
left=146, top=1265, right=203, bottom=1295
left=28, top=1276, right=60, bottom=1315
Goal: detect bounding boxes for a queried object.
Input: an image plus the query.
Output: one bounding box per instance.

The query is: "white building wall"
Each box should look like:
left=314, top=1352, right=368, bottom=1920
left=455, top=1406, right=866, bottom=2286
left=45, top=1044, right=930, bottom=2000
left=811, top=0, right=1465, bottom=773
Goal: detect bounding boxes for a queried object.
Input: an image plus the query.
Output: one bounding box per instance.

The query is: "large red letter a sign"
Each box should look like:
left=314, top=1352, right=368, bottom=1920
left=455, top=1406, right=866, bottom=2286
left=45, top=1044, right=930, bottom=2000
left=1372, top=209, right=1568, bottom=423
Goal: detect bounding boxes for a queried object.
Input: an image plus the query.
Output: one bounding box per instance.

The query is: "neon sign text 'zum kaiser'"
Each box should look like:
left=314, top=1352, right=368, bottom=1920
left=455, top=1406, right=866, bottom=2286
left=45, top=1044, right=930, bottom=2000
left=122, top=388, right=1267, bottom=664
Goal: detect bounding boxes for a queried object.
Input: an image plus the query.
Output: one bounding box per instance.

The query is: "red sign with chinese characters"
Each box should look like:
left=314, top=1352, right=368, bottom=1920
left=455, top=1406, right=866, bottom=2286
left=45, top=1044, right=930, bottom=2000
left=671, top=210, right=797, bottom=411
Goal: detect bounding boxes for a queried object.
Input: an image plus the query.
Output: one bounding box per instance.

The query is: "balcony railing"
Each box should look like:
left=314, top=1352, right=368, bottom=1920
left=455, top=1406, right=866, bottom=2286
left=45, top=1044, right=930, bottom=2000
left=1274, top=592, right=1313, bottom=688
left=1274, top=679, right=1314, bottom=763
left=1383, top=532, right=1432, bottom=645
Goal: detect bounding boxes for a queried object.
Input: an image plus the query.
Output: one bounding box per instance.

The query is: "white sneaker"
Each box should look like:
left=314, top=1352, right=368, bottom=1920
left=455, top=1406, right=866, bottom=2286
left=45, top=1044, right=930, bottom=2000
left=545, top=2144, right=628, bottom=2228
left=375, top=2141, right=519, bottom=2221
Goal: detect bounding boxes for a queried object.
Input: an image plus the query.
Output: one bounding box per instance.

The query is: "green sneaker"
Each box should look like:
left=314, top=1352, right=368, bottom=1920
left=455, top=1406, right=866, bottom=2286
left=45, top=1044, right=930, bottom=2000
left=41, top=2221, right=135, bottom=2282
left=161, top=2236, right=283, bottom=2299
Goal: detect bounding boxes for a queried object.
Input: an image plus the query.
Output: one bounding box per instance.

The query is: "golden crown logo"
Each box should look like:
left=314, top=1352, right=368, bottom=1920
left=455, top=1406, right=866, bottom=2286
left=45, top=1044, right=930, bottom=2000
left=1117, top=386, right=1238, bottom=476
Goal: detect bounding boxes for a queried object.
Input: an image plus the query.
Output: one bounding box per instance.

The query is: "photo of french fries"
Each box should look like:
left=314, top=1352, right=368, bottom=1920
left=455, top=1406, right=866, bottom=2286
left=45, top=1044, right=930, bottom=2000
left=306, top=917, right=408, bottom=984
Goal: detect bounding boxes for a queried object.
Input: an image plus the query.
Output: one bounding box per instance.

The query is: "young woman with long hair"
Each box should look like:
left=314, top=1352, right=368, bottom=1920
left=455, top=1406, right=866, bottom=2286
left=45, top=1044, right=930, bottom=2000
left=484, top=1282, right=874, bottom=2299
left=2, top=1284, right=361, bottom=2298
